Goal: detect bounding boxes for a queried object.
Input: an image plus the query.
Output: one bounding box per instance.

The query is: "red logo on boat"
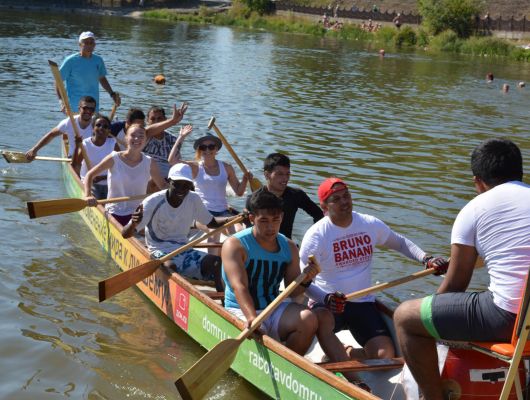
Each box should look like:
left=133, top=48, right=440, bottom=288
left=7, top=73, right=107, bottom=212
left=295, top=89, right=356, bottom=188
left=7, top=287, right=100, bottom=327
left=174, top=285, right=190, bottom=331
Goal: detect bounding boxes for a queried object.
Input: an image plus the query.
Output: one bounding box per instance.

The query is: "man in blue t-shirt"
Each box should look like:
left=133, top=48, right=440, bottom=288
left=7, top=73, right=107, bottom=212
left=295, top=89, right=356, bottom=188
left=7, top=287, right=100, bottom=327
left=222, top=190, right=320, bottom=355
left=59, top=31, right=120, bottom=112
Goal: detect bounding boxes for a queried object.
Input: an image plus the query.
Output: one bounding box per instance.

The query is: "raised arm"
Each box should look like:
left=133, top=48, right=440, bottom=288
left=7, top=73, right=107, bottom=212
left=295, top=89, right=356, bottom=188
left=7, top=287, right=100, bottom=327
left=149, top=159, right=169, bottom=190
left=221, top=237, right=257, bottom=324
left=146, top=102, right=188, bottom=138
left=225, top=163, right=251, bottom=196
left=25, top=128, right=63, bottom=161
left=168, top=124, right=193, bottom=165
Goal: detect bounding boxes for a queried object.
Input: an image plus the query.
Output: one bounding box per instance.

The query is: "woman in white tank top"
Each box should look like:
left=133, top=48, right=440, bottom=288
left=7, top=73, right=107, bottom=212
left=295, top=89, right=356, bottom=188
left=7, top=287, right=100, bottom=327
left=168, top=129, right=251, bottom=253
left=75, top=115, right=119, bottom=200
left=84, top=124, right=167, bottom=226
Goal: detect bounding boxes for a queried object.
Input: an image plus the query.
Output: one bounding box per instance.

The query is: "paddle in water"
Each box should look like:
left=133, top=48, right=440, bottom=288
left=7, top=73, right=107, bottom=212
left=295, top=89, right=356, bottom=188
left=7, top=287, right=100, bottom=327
left=174, top=255, right=320, bottom=400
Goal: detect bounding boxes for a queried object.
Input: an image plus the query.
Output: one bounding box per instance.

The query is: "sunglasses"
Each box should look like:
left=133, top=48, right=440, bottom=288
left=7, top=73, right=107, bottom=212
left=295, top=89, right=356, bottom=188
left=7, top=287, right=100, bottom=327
left=198, top=144, right=217, bottom=151
left=81, top=106, right=96, bottom=112
left=95, top=123, right=109, bottom=129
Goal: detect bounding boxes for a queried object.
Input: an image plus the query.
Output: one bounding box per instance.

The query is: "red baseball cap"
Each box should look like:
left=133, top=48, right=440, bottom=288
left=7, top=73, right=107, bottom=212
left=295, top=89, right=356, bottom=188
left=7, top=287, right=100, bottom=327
left=318, top=177, right=348, bottom=203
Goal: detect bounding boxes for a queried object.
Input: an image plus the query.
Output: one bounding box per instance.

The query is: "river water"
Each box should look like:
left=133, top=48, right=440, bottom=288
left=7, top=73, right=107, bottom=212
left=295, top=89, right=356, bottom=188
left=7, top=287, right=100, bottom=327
left=0, top=8, right=529, bottom=399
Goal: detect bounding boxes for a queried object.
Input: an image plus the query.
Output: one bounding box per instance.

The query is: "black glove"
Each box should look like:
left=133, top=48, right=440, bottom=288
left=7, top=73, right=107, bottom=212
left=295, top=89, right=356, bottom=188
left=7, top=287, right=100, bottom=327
left=423, top=255, right=449, bottom=276
left=324, top=291, right=347, bottom=314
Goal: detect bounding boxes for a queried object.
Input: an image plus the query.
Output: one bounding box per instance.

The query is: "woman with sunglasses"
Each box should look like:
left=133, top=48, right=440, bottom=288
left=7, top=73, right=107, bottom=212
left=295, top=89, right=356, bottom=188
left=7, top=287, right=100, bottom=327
left=168, top=130, right=251, bottom=251
left=84, top=124, right=167, bottom=226
left=73, top=115, right=120, bottom=199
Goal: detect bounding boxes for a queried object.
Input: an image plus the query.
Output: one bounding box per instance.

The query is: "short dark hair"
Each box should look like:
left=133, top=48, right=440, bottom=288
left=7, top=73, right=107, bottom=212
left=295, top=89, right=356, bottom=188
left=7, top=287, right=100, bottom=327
left=264, top=153, right=290, bottom=172
left=79, top=96, right=96, bottom=105
left=247, top=189, right=283, bottom=214
left=126, top=108, right=145, bottom=124
left=148, top=106, right=166, bottom=118
left=92, top=114, right=111, bottom=127
left=471, top=138, right=523, bottom=186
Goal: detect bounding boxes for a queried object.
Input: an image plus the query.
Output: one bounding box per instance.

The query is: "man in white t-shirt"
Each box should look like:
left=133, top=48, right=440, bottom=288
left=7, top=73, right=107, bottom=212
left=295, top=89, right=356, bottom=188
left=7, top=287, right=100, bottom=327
left=121, top=163, right=241, bottom=292
left=299, top=177, right=447, bottom=367
left=25, top=96, right=96, bottom=159
left=394, top=138, right=530, bottom=400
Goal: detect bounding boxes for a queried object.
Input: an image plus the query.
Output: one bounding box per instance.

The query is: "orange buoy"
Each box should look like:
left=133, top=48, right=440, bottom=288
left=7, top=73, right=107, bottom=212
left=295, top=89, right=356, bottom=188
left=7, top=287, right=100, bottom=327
left=154, top=74, right=166, bottom=85
left=441, top=348, right=525, bottom=399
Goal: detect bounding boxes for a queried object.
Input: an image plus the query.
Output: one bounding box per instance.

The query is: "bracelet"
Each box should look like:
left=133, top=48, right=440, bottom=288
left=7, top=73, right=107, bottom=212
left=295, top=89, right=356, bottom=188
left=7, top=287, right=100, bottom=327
left=301, top=280, right=312, bottom=288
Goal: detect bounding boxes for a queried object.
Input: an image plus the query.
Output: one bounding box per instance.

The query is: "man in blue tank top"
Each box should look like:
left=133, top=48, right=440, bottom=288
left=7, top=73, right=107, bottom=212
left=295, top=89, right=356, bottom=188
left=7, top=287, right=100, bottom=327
left=222, top=190, right=320, bottom=355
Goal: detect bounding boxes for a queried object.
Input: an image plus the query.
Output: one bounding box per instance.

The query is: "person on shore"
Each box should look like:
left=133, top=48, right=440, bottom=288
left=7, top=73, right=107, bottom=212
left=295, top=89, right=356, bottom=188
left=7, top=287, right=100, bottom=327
left=221, top=190, right=320, bottom=355
left=168, top=132, right=251, bottom=253
left=25, top=96, right=97, bottom=160
left=394, top=138, right=530, bottom=400
left=83, top=124, right=167, bottom=226
left=73, top=115, right=119, bottom=200
left=59, top=31, right=120, bottom=112
left=247, top=153, right=323, bottom=240
left=393, top=13, right=402, bottom=29
left=299, top=177, right=447, bottom=362
left=121, top=163, right=241, bottom=291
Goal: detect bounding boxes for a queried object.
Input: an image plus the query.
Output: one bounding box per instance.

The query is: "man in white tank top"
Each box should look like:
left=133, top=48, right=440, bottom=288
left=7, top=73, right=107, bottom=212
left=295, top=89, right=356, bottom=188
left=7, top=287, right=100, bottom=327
left=25, top=96, right=96, bottom=160
left=121, top=163, right=242, bottom=291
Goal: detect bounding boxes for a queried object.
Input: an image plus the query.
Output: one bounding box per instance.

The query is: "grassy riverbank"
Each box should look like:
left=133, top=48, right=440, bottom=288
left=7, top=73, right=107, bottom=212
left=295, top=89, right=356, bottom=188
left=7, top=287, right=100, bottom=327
left=143, top=7, right=530, bottom=61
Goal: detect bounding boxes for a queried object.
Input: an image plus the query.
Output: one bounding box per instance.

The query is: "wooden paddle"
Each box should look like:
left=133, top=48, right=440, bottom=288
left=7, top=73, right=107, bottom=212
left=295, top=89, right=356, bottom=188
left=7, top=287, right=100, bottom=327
left=1, top=150, right=70, bottom=164
left=48, top=60, right=92, bottom=170
left=98, top=215, right=245, bottom=302
left=27, top=194, right=147, bottom=219
left=174, top=255, right=320, bottom=400
left=207, top=116, right=262, bottom=192
left=346, top=267, right=438, bottom=301
left=109, top=104, right=117, bottom=121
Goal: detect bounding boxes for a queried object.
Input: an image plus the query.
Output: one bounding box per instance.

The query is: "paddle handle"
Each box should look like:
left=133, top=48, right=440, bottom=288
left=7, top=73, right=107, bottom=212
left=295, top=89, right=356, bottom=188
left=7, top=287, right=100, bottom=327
left=35, top=156, right=72, bottom=162
left=236, top=255, right=320, bottom=341
left=209, top=120, right=250, bottom=175
left=49, top=60, right=92, bottom=170
left=346, top=267, right=436, bottom=300
left=159, top=215, right=245, bottom=263
left=109, top=103, right=118, bottom=121
left=96, top=194, right=148, bottom=206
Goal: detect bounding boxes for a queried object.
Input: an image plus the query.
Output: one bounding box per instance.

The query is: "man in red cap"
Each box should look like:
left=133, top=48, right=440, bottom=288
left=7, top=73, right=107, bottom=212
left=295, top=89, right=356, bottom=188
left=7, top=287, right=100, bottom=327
left=299, top=177, right=447, bottom=365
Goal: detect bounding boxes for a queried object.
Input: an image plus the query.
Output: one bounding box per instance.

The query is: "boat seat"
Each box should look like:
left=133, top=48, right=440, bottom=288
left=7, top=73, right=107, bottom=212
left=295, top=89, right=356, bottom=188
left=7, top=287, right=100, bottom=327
left=319, top=357, right=404, bottom=373
left=462, top=269, right=530, bottom=400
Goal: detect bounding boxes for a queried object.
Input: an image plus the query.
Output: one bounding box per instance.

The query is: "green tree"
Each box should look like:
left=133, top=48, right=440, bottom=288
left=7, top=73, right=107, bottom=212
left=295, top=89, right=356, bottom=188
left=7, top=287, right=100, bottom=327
left=238, top=0, right=273, bottom=15
left=418, top=0, right=484, bottom=38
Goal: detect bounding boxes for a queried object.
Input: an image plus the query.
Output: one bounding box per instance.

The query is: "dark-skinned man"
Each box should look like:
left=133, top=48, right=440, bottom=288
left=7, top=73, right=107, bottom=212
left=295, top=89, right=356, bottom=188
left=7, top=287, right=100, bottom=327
left=121, top=163, right=240, bottom=292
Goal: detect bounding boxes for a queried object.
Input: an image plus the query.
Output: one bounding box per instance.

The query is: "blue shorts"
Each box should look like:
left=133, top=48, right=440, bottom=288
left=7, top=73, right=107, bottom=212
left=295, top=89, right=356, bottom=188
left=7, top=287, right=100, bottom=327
left=420, top=291, right=516, bottom=342
left=152, top=248, right=210, bottom=280
left=314, top=301, right=391, bottom=346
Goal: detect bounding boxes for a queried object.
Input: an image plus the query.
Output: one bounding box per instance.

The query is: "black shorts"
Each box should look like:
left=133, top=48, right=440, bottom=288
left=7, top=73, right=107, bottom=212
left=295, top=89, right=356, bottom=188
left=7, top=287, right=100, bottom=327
left=421, top=291, right=516, bottom=342
left=316, top=301, right=392, bottom=347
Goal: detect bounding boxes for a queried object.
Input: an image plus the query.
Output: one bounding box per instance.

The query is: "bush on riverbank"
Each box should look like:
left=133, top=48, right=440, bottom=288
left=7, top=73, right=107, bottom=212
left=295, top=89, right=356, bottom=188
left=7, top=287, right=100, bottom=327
left=418, top=0, right=484, bottom=38
left=142, top=8, right=530, bottom=61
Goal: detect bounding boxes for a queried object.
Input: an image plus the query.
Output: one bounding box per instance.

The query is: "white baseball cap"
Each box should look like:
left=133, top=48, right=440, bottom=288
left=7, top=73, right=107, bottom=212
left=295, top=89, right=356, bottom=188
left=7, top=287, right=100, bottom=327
left=79, top=31, right=95, bottom=43
left=168, top=163, right=193, bottom=183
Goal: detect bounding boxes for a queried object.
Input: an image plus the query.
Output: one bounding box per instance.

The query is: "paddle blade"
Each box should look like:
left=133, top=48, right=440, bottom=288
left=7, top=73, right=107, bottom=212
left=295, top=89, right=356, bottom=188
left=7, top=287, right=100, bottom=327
left=27, top=198, right=88, bottom=219
left=175, top=338, right=241, bottom=400
left=2, top=151, right=29, bottom=163
left=249, top=177, right=262, bottom=192
left=98, top=259, right=161, bottom=302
